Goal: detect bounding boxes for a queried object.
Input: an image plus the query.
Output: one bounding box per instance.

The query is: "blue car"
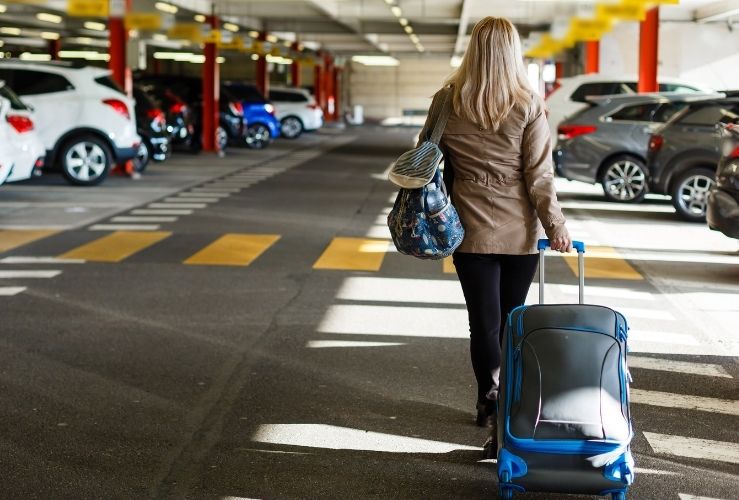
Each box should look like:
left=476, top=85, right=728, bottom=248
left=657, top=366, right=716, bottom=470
left=224, top=82, right=280, bottom=149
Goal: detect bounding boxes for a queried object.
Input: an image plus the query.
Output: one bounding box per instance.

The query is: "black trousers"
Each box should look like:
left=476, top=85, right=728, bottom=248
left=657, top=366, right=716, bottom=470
left=453, top=252, right=539, bottom=404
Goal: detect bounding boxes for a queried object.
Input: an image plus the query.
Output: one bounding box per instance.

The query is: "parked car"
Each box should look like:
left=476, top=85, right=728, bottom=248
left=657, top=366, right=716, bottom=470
left=546, top=74, right=709, bottom=146
left=707, top=123, right=739, bottom=238
left=0, top=60, right=140, bottom=186
left=132, top=85, right=170, bottom=172
left=646, top=97, right=739, bottom=221
left=136, top=80, right=198, bottom=153
left=554, top=92, right=721, bottom=202
left=0, top=80, right=44, bottom=185
left=268, top=86, right=323, bottom=139
left=223, top=82, right=280, bottom=149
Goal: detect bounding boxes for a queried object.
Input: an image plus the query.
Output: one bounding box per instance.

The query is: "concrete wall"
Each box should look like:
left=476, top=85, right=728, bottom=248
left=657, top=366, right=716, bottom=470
left=347, top=57, right=455, bottom=121
left=599, top=21, right=739, bottom=90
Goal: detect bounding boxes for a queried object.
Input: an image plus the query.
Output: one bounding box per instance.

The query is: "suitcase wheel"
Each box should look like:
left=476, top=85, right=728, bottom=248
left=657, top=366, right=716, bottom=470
left=499, top=471, right=513, bottom=499
left=611, top=492, right=626, bottom=500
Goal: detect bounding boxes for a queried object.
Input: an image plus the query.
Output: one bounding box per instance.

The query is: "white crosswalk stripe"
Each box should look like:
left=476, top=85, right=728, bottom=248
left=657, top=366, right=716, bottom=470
left=110, top=216, right=178, bottom=223
left=628, top=356, right=732, bottom=378
left=0, top=286, right=26, bottom=296
left=306, top=340, right=406, bottom=348
left=147, top=203, right=207, bottom=209
left=630, top=389, right=739, bottom=416
left=678, top=494, right=728, bottom=500
left=163, top=197, right=219, bottom=203
left=644, top=432, right=739, bottom=465
left=0, top=256, right=84, bottom=264
left=131, top=209, right=193, bottom=215
left=0, top=270, right=62, bottom=278
left=89, top=224, right=161, bottom=231
left=177, top=192, right=230, bottom=198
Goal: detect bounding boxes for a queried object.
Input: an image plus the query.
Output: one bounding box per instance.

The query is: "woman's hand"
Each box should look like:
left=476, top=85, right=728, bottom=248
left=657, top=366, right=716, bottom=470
left=549, top=227, right=572, bottom=253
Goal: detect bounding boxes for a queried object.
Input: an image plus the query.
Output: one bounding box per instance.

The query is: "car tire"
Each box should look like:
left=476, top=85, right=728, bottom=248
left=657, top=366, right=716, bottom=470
left=245, top=123, right=271, bottom=149
left=59, top=134, right=112, bottom=186
left=670, top=167, right=716, bottom=222
left=133, top=141, right=151, bottom=173
left=280, top=116, right=304, bottom=139
left=217, top=125, right=228, bottom=153
left=599, top=155, right=648, bottom=203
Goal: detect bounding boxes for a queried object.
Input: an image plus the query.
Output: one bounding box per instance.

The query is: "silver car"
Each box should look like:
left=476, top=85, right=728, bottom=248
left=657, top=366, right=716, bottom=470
left=553, top=93, right=722, bottom=203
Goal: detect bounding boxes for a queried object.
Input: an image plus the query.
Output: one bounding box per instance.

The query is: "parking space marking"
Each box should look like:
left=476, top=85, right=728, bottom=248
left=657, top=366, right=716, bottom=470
left=0, top=256, right=85, bottom=264
left=147, top=203, right=208, bottom=209
left=131, top=209, right=194, bottom=215
left=177, top=192, right=231, bottom=198
left=306, top=340, right=406, bottom=348
left=0, top=229, right=58, bottom=253
left=643, top=432, right=739, bottom=465
left=184, top=233, right=280, bottom=267
left=0, top=270, right=62, bottom=278
left=111, top=216, right=178, bottom=223
left=190, top=187, right=240, bottom=193
left=628, top=356, right=732, bottom=378
left=0, top=286, right=27, bottom=296
left=313, top=237, right=391, bottom=271
left=89, top=224, right=161, bottom=231
left=678, top=494, right=728, bottom=500
left=58, top=231, right=171, bottom=263
left=562, top=245, right=643, bottom=280
left=163, top=197, right=219, bottom=203
left=630, top=389, right=739, bottom=416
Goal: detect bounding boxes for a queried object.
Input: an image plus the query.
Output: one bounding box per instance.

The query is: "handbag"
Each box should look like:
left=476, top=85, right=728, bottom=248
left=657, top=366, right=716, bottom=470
left=388, top=91, right=452, bottom=188
left=387, top=167, right=465, bottom=260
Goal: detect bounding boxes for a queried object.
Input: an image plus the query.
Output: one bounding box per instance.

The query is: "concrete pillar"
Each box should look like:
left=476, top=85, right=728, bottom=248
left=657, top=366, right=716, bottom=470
left=638, top=7, right=659, bottom=93
left=314, top=63, right=324, bottom=111
left=584, top=41, right=599, bottom=74
left=202, top=15, right=220, bottom=152
left=290, top=42, right=301, bottom=87
left=256, top=32, right=269, bottom=97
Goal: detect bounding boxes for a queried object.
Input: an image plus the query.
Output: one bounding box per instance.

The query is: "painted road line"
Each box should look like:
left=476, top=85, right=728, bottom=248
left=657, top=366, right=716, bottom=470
left=443, top=256, right=456, bottom=274
left=679, top=494, right=727, bottom=500
left=89, top=224, right=161, bottom=231
left=628, top=356, right=732, bottom=378
left=147, top=203, right=207, bottom=209
left=630, top=389, right=739, bottom=416
left=0, top=256, right=84, bottom=264
left=643, top=432, right=739, bottom=465
left=177, top=192, right=230, bottom=198
left=313, top=237, right=390, bottom=271
left=0, top=286, right=27, bottom=296
left=558, top=284, right=655, bottom=301
left=628, top=330, right=699, bottom=345
left=336, top=277, right=465, bottom=305
left=184, top=234, right=280, bottom=267
left=563, top=245, right=643, bottom=280
left=58, top=231, right=171, bottom=263
left=131, top=209, right=193, bottom=215
left=306, top=340, right=406, bottom=348
left=0, top=270, right=62, bottom=278
left=618, top=307, right=675, bottom=321
left=191, top=187, right=240, bottom=192
left=163, top=197, right=219, bottom=203
left=111, top=216, right=178, bottom=223
left=0, top=229, right=58, bottom=253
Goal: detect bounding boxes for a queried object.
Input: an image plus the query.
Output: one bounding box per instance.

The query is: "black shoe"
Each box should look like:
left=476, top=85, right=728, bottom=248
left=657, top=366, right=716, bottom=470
left=482, top=425, right=498, bottom=460
left=475, top=400, right=496, bottom=427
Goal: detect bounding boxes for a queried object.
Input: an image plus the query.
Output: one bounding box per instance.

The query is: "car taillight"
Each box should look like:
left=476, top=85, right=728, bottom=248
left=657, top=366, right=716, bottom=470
left=557, top=124, right=597, bottom=140
left=729, top=146, right=739, bottom=159
left=648, top=135, right=664, bottom=152
left=307, top=103, right=320, bottom=110
left=6, top=115, right=34, bottom=133
left=229, top=101, right=244, bottom=116
left=147, top=108, right=166, bottom=126
left=103, top=99, right=130, bottom=120
left=170, top=102, right=187, bottom=114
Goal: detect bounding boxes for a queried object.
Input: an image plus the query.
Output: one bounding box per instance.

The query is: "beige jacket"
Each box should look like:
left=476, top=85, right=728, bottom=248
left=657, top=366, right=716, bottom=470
left=417, top=87, right=567, bottom=255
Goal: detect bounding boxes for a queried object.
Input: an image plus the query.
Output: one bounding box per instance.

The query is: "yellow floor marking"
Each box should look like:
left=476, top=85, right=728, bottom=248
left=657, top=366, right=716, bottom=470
left=58, top=231, right=171, bottom=262
left=563, top=246, right=643, bottom=280
left=313, top=237, right=389, bottom=271
left=0, top=230, right=58, bottom=253
left=443, top=257, right=456, bottom=274
left=184, top=234, right=280, bottom=266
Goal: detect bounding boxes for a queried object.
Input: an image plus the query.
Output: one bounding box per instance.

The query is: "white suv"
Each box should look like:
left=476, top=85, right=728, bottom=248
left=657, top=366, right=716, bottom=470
left=0, top=60, right=140, bottom=186
left=268, top=87, right=323, bottom=139
left=546, top=74, right=709, bottom=147
left=0, top=81, right=45, bottom=186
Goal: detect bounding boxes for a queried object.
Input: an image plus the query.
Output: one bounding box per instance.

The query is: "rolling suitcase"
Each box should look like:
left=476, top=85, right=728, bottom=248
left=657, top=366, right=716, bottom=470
left=496, top=239, right=635, bottom=499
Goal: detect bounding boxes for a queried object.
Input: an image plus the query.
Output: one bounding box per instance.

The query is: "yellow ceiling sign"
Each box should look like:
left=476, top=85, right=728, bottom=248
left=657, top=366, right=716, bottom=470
left=125, top=13, right=163, bottom=31
left=597, top=2, right=647, bottom=22
left=67, top=0, right=108, bottom=17
left=167, top=23, right=203, bottom=43
left=568, top=17, right=612, bottom=41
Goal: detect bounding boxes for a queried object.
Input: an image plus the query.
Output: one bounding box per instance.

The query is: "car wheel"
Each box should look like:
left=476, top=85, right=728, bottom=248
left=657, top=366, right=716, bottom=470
left=245, top=124, right=271, bottom=149
left=671, top=167, right=715, bottom=222
left=133, top=141, right=150, bottom=173
left=216, top=125, right=228, bottom=153
left=60, top=135, right=112, bottom=186
left=280, top=116, right=303, bottom=139
left=600, top=156, right=648, bottom=203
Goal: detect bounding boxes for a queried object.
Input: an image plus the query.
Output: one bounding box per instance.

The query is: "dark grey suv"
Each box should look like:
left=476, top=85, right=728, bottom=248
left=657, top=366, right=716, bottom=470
left=554, top=93, right=720, bottom=203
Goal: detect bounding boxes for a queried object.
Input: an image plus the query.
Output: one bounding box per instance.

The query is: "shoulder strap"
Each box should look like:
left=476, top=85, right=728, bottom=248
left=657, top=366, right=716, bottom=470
left=429, top=89, right=452, bottom=145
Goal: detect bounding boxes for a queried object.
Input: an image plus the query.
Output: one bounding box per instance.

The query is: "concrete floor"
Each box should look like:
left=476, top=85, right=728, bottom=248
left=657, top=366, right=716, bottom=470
left=0, top=128, right=737, bottom=499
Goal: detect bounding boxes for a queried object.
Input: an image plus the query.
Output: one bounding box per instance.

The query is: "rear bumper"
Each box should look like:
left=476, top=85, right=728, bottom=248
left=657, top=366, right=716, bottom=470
left=707, top=189, right=739, bottom=239
left=553, top=145, right=598, bottom=184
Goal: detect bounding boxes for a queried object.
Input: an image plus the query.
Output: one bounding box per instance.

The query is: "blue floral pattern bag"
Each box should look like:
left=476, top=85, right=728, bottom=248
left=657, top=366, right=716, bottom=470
left=387, top=167, right=465, bottom=260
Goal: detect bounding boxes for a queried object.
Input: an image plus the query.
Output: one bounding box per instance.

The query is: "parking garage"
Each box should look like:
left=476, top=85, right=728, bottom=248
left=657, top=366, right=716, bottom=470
left=0, top=0, right=738, bottom=498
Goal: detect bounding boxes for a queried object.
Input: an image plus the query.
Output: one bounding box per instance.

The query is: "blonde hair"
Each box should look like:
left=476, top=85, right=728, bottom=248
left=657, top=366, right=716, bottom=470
left=444, top=17, right=533, bottom=131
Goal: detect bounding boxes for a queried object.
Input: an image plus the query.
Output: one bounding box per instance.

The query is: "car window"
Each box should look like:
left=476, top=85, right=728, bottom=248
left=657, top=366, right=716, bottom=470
left=226, top=84, right=266, bottom=102
left=4, top=69, right=74, bottom=96
left=0, top=83, right=30, bottom=110
left=270, top=90, right=308, bottom=102
left=609, top=103, right=660, bottom=122
left=570, top=82, right=620, bottom=103
left=659, top=84, right=700, bottom=93
left=652, top=103, right=689, bottom=123
left=95, top=75, right=125, bottom=95
left=678, top=104, right=737, bottom=126
left=616, top=82, right=637, bottom=94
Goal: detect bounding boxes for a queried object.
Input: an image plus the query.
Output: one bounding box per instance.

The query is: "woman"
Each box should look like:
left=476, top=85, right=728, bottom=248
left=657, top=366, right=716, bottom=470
left=417, top=18, right=571, bottom=440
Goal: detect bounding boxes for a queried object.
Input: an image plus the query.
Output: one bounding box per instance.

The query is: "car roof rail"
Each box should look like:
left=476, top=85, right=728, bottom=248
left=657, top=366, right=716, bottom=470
left=0, top=58, right=88, bottom=69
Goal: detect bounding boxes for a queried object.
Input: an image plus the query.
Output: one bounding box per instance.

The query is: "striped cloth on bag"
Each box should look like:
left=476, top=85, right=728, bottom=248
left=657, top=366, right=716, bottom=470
left=388, top=141, right=444, bottom=189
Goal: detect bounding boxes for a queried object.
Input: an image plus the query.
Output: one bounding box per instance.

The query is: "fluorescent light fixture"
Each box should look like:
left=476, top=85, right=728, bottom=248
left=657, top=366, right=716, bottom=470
left=698, top=8, right=739, bottom=23
left=528, top=62, right=541, bottom=94
left=351, top=55, right=399, bottom=66
left=266, top=54, right=293, bottom=65
left=84, top=21, right=106, bottom=31
left=391, top=6, right=402, bottom=17
left=59, top=50, right=110, bottom=61
left=72, top=36, right=93, bottom=44
left=40, top=32, right=60, bottom=40
left=251, top=53, right=259, bottom=60
left=248, top=30, right=260, bottom=38
left=0, top=5, right=6, bottom=14
left=223, top=22, right=239, bottom=32
left=0, top=27, right=21, bottom=35
left=155, top=2, right=178, bottom=14
left=384, top=0, right=394, bottom=5
left=194, top=14, right=206, bottom=23
left=266, top=34, right=278, bottom=43
left=36, top=12, right=63, bottom=24
left=152, top=33, right=168, bottom=42
left=0, top=41, right=4, bottom=48
left=409, top=34, right=420, bottom=43
left=450, top=55, right=463, bottom=68
left=284, top=40, right=293, bottom=47
left=542, top=62, right=556, bottom=83
left=416, top=44, right=425, bottom=52
left=404, top=25, right=413, bottom=34
left=217, top=56, right=225, bottom=63
left=20, top=52, right=52, bottom=61
left=399, top=18, right=408, bottom=27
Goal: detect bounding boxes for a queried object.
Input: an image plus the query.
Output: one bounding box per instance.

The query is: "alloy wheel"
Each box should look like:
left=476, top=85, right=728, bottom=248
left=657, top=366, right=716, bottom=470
left=603, top=160, right=647, bottom=202
left=246, top=124, right=270, bottom=149
left=65, top=142, right=108, bottom=182
left=134, top=142, right=149, bottom=173
left=676, top=173, right=714, bottom=218
left=281, top=117, right=303, bottom=139
left=216, top=126, right=228, bottom=153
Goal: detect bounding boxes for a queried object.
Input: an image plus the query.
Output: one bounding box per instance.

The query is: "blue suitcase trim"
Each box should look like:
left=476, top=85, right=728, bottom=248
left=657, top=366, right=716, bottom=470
left=497, top=448, right=528, bottom=480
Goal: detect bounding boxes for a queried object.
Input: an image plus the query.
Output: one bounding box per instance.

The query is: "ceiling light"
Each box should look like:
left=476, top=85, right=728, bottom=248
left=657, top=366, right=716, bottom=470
left=266, top=34, right=278, bottom=43
left=20, top=53, right=51, bottom=61
left=404, top=25, right=413, bottom=34
left=251, top=53, right=259, bottom=60
left=40, top=32, right=60, bottom=40
left=351, top=55, right=400, bottom=66
left=0, top=5, right=6, bottom=14
left=391, top=6, right=402, bottom=17
left=410, top=34, right=420, bottom=43
left=248, top=30, right=260, bottom=38
left=223, top=22, right=239, bottom=32
left=399, top=18, right=409, bottom=27
left=154, top=2, right=178, bottom=14
left=697, top=7, right=739, bottom=23
left=84, top=21, right=106, bottom=31
left=36, top=13, right=63, bottom=24
left=450, top=55, right=463, bottom=68
left=194, top=14, right=206, bottom=23
left=217, top=56, right=225, bottom=63
left=284, top=40, right=293, bottom=47
left=0, top=27, right=21, bottom=35
left=384, top=0, right=394, bottom=4
left=72, top=36, right=93, bottom=44
left=152, top=33, right=168, bottom=42
left=417, top=45, right=425, bottom=53
left=59, top=50, right=110, bottom=61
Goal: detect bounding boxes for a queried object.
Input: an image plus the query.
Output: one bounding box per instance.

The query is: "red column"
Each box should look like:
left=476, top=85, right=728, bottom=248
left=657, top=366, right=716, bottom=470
left=48, top=39, right=61, bottom=60
left=584, top=41, right=599, bottom=74
left=290, top=43, right=301, bottom=87
left=202, top=16, right=220, bottom=152
left=332, top=67, right=341, bottom=121
left=323, top=54, right=334, bottom=120
left=314, top=63, right=324, bottom=112
left=638, top=7, right=659, bottom=93
left=108, top=18, right=126, bottom=89
left=256, top=32, right=269, bottom=97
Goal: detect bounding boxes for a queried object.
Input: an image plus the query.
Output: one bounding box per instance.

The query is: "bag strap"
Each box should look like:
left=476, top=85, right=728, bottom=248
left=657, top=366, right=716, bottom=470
left=428, top=89, right=452, bottom=145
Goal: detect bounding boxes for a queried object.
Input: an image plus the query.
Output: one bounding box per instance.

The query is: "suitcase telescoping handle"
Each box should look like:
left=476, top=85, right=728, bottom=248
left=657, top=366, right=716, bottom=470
left=537, top=238, right=586, bottom=305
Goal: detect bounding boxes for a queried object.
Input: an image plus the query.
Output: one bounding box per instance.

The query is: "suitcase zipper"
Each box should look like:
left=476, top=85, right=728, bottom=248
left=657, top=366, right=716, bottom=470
left=513, top=347, right=522, bottom=403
